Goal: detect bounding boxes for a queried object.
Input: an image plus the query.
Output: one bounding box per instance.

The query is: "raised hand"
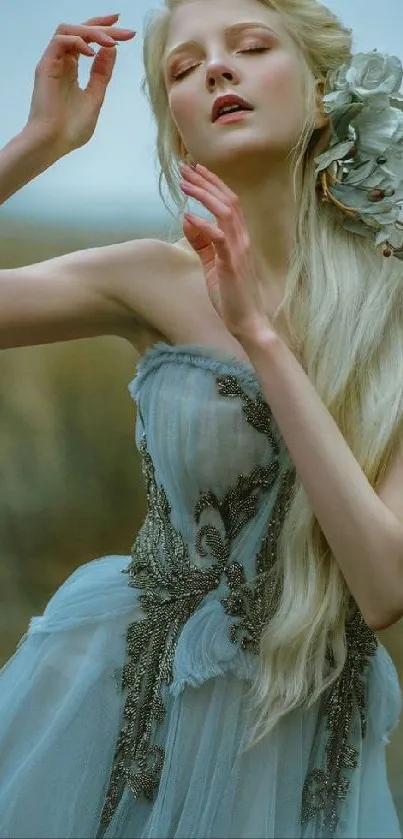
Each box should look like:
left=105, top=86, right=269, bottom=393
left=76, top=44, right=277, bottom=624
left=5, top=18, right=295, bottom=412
left=26, top=13, right=136, bottom=153
left=180, top=163, right=274, bottom=345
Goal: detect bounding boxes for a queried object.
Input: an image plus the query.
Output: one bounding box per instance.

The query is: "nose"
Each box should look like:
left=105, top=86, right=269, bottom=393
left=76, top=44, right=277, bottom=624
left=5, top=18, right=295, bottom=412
left=205, top=58, right=240, bottom=91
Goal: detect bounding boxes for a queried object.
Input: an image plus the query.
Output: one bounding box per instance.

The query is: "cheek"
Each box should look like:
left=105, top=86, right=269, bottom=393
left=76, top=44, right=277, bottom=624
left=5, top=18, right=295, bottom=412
left=169, top=89, right=198, bottom=140
left=259, top=54, right=303, bottom=112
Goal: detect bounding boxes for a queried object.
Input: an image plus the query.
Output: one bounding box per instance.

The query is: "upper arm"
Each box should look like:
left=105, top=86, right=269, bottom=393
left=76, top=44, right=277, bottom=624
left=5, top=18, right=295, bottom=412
left=0, top=238, right=179, bottom=350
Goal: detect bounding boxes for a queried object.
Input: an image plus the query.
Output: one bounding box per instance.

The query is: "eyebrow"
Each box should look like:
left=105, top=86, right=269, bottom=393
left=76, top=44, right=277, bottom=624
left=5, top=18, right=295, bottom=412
left=164, top=22, right=279, bottom=65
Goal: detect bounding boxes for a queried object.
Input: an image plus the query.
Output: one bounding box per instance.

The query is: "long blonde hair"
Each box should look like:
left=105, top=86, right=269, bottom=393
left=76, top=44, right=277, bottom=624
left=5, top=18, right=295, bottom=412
left=142, top=0, right=403, bottom=745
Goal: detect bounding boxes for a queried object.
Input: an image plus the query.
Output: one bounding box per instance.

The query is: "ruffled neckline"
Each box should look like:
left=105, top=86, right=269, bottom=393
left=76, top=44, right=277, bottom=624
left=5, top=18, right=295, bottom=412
left=128, top=341, right=263, bottom=398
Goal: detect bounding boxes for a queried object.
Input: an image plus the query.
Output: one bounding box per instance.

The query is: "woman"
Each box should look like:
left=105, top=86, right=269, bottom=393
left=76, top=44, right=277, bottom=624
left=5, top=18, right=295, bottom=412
left=0, top=1, right=402, bottom=837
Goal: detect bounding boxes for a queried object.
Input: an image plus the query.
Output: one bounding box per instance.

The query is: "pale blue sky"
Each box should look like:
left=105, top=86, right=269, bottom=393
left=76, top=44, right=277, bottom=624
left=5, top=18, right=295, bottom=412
left=1, top=0, right=402, bottom=226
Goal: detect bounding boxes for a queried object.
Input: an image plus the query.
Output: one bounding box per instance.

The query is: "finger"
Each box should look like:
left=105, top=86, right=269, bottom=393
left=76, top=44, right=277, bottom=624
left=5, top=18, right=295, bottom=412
left=193, top=163, right=239, bottom=204
left=183, top=214, right=225, bottom=313
left=181, top=180, right=232, bottom=229
left=180, top=163, right=229, bottom=206
left=54, top=23, right=135, bottom=47
left=86, top=46, right=117, bottom=100
left=87, top=25, right=136, bottom=40
left=183, top=220, right=215, bottom=264
left=183, top=212, right=225, bottom=253
left=188, top=220, right=230, bottom=273
left=82, top=14, right=121, bottom=26
left=43, top=34, right=99, bottom=59
left=189, top=165, right=247, bottom=242
left=181, top=166, right=247, bottom=243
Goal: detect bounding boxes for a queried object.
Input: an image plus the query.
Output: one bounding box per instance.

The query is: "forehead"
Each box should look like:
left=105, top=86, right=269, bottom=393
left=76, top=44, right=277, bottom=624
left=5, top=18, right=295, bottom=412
left=165, top=0, right=286, bottom=51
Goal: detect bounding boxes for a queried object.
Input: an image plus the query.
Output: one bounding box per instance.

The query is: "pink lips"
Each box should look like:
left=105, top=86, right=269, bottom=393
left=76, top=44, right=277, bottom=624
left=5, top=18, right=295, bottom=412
left=215, top=110, right=251, bottom=124
left=211, top=94, right=254, bottom=123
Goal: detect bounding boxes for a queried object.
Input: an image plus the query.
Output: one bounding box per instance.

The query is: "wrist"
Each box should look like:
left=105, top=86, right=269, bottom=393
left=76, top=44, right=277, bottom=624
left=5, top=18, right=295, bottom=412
left=0, top=125, right=66, bottom=206
left=18, top=122, right=67, bottom=165
left=239, top=323, right=280, bottom=355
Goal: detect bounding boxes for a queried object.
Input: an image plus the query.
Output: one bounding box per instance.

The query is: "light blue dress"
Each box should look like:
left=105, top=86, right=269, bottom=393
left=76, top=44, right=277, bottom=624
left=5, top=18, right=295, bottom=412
left=0, top=342, right=401, bottom=839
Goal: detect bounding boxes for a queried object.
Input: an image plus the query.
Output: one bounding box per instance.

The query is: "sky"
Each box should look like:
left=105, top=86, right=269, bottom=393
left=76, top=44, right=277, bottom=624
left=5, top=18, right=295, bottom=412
left=1, top=0, right=402, bottom=227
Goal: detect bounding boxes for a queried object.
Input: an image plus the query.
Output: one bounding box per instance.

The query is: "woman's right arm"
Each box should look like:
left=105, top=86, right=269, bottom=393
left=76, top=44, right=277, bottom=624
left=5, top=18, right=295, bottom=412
left=0, top=15, right=175, bottom=351
left=0, top=15, right=188, bottom=353
left=0, top=15, right=193, bottom=352
left=0, top=127, right=63, bottom=206
left=0, top=236, right=189, bottom=349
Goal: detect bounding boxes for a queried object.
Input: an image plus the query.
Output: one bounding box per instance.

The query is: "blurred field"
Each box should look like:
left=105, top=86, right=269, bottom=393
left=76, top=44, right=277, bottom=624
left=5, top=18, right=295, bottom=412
left=0, top=219, right=150, bottom=657
left=0, top=219, right=402, bottom=822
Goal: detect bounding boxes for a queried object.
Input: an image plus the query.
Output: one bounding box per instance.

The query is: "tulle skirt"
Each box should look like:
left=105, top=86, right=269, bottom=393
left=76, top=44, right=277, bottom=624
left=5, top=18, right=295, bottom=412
left=0, top=554, right=401, bottom=838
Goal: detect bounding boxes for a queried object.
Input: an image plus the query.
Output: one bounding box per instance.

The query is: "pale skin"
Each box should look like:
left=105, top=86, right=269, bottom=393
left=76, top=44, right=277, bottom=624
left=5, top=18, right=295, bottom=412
left=2, top=4, right=403, bottom=630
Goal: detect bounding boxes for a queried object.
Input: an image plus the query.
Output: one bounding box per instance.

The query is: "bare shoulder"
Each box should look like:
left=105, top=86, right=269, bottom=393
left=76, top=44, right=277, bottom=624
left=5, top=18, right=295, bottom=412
left=90, top=235, right=198, bottom=291
left=64, top=235, right=194, bottom=277
left=89, top=234, right=203, bottom=350
left=59, top=234, right=201, bottom=351
left=0, top=233, right=203, bottom=352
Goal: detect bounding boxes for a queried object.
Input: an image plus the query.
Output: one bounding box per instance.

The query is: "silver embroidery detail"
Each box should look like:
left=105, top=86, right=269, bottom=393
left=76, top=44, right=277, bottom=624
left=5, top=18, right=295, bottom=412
left=99, top=375, right=285, bottom=830
left=216, top=374, right=294, bottom=653
left=302, top=603, right=378, bottom=835
left=216, top=378, right=378, bottom=837
left=99, top=372, right=378, bottom=837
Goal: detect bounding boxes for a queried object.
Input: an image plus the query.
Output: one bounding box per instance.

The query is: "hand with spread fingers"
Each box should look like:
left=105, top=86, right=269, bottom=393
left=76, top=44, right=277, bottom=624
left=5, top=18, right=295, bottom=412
left=180, top=162, right=274, bottom=346
left=27, top=13, right=136, bottom=153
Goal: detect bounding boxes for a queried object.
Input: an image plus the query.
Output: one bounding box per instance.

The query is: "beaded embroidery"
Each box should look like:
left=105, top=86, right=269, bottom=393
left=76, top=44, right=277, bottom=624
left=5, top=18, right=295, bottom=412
left=99, top=371, right=378, bottom=837
left=301, top=604, right=378, bottom=835
left=99, top=374, right=289, bottom=829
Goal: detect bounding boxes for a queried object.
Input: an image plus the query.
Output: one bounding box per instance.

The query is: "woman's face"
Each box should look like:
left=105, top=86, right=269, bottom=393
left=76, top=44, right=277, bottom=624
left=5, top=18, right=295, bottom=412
left=163, top=0, right=308, bottom=169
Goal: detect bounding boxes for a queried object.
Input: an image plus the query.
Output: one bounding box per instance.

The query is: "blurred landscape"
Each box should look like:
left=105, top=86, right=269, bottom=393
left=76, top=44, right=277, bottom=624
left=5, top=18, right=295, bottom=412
left=0, top=217, right=402, bottom=821
left=0, top=217, right=155, bottom=662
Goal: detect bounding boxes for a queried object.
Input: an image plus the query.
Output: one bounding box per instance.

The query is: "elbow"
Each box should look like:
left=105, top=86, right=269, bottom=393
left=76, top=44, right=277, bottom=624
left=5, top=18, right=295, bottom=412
left=368, top=610, right=403, bottom=632
left=365, top=528, right=403, bottom=631
left=366, top=598, right=403, bottom=632
left=368, top=616, right=399, bottom=632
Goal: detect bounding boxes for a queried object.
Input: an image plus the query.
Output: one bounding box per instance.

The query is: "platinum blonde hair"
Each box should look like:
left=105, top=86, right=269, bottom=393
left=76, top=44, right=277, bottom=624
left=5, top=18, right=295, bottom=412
left=141, top=0, right=403, bottom=746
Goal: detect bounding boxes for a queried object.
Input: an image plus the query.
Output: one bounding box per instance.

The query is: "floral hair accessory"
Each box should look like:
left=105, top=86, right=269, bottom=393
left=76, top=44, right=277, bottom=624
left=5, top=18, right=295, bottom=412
left=315, top=50, right=403, bottom=260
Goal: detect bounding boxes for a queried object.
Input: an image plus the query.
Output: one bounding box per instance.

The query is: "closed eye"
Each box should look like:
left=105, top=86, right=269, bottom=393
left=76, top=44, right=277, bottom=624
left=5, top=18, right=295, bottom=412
left=172, top=47, right=269, bottom=81
left=172, top=65, right=199, bottom=81
left=239, top=47, right=269, bottom=54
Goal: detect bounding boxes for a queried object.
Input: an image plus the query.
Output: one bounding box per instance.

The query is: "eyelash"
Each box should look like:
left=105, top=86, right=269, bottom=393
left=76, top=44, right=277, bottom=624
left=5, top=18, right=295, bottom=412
left=172, top=47, right=269, bottom=81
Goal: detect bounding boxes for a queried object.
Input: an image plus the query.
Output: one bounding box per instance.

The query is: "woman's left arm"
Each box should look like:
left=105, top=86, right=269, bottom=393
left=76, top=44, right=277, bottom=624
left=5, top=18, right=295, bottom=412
left=241, top=328, right=403, bottom=632
left=180, top=162, right=403, bottom=632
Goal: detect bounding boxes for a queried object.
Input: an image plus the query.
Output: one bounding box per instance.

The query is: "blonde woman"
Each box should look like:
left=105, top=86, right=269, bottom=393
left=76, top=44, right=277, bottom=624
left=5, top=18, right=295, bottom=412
left=0, top=2, right=402, bottom=837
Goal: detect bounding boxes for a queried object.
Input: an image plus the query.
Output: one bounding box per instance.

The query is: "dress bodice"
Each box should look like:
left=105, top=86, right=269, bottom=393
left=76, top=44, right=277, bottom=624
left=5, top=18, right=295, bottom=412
left=128, top=341, right=294, bottom=584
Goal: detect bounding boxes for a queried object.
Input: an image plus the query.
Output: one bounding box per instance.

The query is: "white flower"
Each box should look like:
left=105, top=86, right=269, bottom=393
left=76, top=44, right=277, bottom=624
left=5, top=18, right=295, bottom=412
left=353, top=104, right=403, bottom=158
left=318, top=50, right=403, bottom=260
left=323, top=89, right=353, bottom=111
left=381, top=139, right=403, bottom=178
left=346, top=51, right=403, bottom=101
left=323, top=65, right=353, bottom=111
